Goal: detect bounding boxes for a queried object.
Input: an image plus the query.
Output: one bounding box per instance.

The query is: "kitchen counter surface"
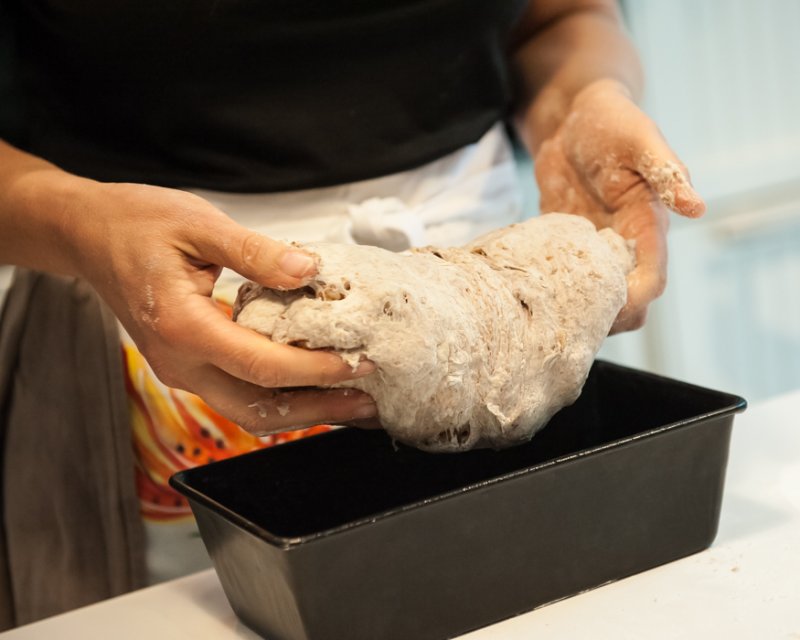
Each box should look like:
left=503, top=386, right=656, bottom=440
left=3, top=388, right=799, bottom=639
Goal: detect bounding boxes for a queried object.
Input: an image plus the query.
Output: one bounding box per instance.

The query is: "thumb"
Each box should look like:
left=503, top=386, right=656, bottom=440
left=185, top=212, right=318, bottom=289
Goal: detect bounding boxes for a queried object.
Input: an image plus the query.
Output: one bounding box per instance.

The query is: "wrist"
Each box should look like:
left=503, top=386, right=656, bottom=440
left=571, top=77, right=633, bottom=106
left=518, top=77, right=635, bottom=156
left=4, top=166, right=103, bottom=278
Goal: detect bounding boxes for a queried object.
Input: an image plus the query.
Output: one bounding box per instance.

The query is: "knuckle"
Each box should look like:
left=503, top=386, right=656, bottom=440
left=654, top=273, right=667, bottom=298
left=240, top=353, right=285, bottom=388
left=235, top=412, right=272, bottom=436
left=628, top=310, right=648, bottom=331
left=237, top=396, right=302, bottom=436
left=239, top=232, right=274, bottom=274
left=208, top=400, right=267, bottom=435
left=316, top=357, right=351, bottom=385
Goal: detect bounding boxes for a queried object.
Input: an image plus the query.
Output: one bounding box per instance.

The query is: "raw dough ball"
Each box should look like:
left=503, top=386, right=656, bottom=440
left=234, top=214, right=634, bottom=452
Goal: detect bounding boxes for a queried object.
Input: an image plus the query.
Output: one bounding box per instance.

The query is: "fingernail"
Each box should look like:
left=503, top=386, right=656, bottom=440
left=674, top=184, right=705, bottom=218
left=353, top=360, right=377, bottom=377
left=279, top=251, right=316, bottom=279
left=353, top=401, right=377, bottom=419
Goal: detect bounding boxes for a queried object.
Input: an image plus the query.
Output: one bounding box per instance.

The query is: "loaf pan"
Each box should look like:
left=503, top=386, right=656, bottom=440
left=170, top=360, right=747, bottom=640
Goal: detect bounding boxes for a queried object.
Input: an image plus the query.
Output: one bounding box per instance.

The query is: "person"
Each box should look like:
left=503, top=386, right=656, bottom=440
left=0, top=0, right=705, bottom=628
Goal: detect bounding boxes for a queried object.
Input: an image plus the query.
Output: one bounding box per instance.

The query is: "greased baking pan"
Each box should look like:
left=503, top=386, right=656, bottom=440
left=170, top=360, right=747, bottom=640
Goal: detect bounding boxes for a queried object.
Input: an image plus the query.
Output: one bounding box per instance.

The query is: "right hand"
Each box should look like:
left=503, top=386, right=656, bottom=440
left=62, top=178, right=378, bottom=434
left=533, top=80, right=705, bottom=332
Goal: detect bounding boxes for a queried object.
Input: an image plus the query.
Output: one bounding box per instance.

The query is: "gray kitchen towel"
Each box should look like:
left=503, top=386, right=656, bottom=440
left=0, top=269, right=146, bottom=629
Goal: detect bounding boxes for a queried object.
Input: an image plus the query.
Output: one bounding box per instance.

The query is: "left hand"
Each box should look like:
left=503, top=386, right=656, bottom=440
left=533, top=79, right=705, bottom=332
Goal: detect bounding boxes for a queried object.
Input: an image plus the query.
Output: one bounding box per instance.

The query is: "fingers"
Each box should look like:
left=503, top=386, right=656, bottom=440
left=611, top=203, right=668, bottom=334
left=184, top=211, right=319, bottom=290
left=191, top=367, right=378, bottom=435
left=174, top=296, right=376, bottom=388
left=610, top=269, right=651, bottom=334
left=343, top=416, right=384, bottom=430
left=634, top=133, right=706, bottom=219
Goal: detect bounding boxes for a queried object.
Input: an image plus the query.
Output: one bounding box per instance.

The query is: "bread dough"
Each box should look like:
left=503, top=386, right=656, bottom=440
left=234, top=213, right=634, bottom=452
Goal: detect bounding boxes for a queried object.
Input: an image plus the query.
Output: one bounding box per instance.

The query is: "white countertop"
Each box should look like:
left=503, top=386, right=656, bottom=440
left=4, top=389, right=799, bottom=639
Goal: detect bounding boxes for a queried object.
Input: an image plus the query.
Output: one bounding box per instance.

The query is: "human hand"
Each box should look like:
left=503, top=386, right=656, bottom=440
left=533, top=79, right=705, bottom=332
left=66, top=180, right=377, bottom=433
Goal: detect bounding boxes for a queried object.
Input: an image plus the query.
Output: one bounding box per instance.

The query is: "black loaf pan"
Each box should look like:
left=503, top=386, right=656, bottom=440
left=170, top=361, right=747, bottom=640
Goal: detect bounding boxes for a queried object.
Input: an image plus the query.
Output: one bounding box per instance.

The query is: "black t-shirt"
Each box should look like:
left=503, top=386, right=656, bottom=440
left=4, top=1, right=526, bottom=192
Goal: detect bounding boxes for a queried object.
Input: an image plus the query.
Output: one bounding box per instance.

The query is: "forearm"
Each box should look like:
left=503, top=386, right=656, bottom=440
left=0, top=139, right=93, bottom=276
left=511, top=0, right=643, bottom=154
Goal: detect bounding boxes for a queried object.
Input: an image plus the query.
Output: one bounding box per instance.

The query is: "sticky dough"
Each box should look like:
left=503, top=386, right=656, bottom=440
left=234, top=214, right=634, bottom=452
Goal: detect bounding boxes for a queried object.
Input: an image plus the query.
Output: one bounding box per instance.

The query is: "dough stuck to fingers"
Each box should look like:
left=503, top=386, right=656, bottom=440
left=234, top=213, right=634, bottom=452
